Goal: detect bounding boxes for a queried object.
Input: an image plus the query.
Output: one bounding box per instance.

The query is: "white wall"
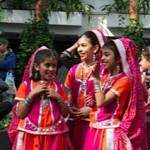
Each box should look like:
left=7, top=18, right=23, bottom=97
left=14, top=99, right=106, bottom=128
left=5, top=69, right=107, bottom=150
left=0, top=0, right=150, bottom=38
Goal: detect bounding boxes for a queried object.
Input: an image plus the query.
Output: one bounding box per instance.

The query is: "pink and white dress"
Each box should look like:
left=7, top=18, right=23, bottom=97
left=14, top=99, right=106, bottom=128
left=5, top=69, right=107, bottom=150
left=65, top=62, right=104, bottom=150
left=83, top=73, right=134, bottom=150
left=12, top=79, right=73, bottom=150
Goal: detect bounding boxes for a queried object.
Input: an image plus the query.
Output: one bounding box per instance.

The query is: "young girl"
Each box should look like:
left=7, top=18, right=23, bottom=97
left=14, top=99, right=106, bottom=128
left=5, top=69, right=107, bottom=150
left=140, top=46, right=150, bottom=150
left=11, top=47, right=73, bottom=150
left=83, top=38, right=147, bottom=150
left=64, top=29, right=106, bottom=150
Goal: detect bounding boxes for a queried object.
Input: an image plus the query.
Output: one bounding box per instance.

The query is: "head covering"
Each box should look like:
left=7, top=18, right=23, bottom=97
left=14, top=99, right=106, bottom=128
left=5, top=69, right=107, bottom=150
left=22, top=46, right=49, bottom=81
left=91, top=28, right=106, bottom=61
left=91, top=28, right=105, bottom=48
left=112, top=38, right=147, bottom=149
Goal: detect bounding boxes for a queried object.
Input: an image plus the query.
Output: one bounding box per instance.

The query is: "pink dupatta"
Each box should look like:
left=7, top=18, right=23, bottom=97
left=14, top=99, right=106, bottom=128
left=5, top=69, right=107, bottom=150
left=113, top=38, right=148, bottom=149
left=8, top=46, right=49, bottom=143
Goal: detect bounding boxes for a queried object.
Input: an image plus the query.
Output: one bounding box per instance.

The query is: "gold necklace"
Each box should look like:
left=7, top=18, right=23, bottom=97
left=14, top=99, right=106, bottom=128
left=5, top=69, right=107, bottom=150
left=79, top=62, right=95, bottom=93
left=102, top=73, right=119, bottom=92
left=38, top=80, right=52, bottom=112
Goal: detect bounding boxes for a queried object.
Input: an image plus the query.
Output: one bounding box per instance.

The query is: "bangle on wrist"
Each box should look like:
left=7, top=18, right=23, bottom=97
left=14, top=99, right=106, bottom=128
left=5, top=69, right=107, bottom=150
left=24, top=100, right=30, bottom=106
left=24, top=96, right=33, bottom=106
left=94, top=81, right=101, bottom=93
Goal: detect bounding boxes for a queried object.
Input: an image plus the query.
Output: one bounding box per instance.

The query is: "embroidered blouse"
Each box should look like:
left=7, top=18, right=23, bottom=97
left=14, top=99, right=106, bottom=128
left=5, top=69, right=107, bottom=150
left=15, top=80, right=69, bottom=135
left=89, top=73, right=132, bottom=129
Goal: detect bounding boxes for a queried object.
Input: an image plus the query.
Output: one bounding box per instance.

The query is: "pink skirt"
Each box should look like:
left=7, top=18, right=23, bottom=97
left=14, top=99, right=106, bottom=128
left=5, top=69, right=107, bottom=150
left=83, top=127, right=133, bottom=150
left=12, top=131, right=73, bottom=150
left=67, top=119, right=90, bottom=150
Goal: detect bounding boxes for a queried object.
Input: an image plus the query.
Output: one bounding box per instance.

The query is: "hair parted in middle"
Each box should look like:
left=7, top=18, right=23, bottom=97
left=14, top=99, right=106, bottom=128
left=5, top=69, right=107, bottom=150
left=22, top=46, right=59, bottom=81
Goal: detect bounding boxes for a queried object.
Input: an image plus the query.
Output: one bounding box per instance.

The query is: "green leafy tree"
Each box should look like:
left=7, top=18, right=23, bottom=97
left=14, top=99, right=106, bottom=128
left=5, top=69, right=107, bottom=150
left=1, top=0, right=94, bottom=85
left=1, top=0, right=94, bottom=20
left=0, top=117, right=11, bottom=130
left=16, top=0, right=53, bottom=84
left=101, top=0, right=150, bottom=52
left=0, top=3, right=4, bottom=35
left=124, top=0, right=144, bottom=52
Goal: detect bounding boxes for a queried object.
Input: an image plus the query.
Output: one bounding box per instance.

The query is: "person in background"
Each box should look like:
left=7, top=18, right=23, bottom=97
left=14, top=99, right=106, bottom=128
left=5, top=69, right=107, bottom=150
left=140, top=46, right=150, bottom=150
left=64, top=28, right=106, bottom=150
left=11, top=47, right=73, bottom=150
left=0, top=37, right=16, bottom=103
left=0, top=37, right=16, bottom=80
left=57, top=42, right=80, bottom=85
left=0, top=78, right=12, bottom=120
left=83, top=38, right=147, bottom=150
left=60, top=42, right=80, bottom=69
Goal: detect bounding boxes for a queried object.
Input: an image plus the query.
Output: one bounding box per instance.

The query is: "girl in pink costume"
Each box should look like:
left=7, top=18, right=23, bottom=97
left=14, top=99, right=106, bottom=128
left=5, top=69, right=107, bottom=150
left=84, top=38, right=147, bottom=150
left=64, top=29, right=106, bottom=150
left=140, top=46, right=150, bottom=150
left=11, top=47, right=73, bottom=150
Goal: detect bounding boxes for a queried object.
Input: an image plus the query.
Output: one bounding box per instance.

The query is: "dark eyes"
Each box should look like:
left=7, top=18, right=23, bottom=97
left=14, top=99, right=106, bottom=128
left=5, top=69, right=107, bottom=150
left=102, top=52, right=110, bottom=56
left=78, top=43, right=87, bottom=47
left=45, top=64, right=57, bottom=68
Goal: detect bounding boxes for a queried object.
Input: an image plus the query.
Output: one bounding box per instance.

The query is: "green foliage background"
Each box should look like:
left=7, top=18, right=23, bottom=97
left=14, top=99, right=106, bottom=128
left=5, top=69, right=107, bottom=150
left=0, top=0, right=94, bottom=85
left=100, top=0, right=150, bottom=53
left=16, top=12, right=54, bottom=84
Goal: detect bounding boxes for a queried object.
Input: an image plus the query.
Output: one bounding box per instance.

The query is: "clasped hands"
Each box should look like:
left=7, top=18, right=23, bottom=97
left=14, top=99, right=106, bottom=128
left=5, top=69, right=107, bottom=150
left=29, top=83, right=61, bottom=101
left=69, top=106, right=92, bottom=118
left=69, top=93, right=96, bottom=118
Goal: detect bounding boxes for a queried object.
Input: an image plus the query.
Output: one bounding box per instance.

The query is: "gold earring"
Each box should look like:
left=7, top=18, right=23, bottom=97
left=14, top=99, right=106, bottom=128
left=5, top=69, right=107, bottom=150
left=93, top=54, right=96, bottom=62
left=116, top=65, right=120, bottom=73
left=34, top=70, right=39, bottom=80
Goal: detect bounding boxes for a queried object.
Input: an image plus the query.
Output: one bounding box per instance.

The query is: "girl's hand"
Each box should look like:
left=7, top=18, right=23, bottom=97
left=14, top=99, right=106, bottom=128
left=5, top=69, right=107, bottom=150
left=85, top=93, right=96, bottom=107
left=92, top=61, right=100, bottom=79
left=45, top=88, right=70, bottom=117
left=77, top=107, right=92, bottom=118
left=29, top=84, right=47, bottom=99
left=45, top=88, right=61, bottom=100
left=69, top=107, right=79, bottom=117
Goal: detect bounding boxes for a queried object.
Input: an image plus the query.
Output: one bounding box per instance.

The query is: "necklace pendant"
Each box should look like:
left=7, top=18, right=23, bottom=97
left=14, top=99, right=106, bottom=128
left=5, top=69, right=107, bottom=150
left=41, top=99, right=49, bottom=111
left=80, top=81, right=86, bottom=92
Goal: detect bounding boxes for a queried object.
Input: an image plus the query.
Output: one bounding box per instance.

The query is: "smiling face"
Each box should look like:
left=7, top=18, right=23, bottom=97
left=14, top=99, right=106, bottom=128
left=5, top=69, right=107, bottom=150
left=34, top=57, right=57, bottom=81
left=77, top=35, right=98, bottom=65
left=101, top=47, right=120, bottom=74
